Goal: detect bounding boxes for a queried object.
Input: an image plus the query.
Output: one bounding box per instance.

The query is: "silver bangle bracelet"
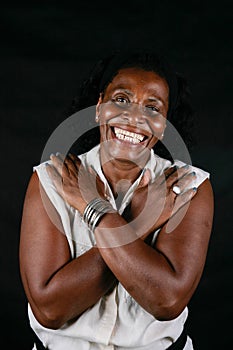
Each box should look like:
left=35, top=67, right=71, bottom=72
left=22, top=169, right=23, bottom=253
left=83, top=198, right=100, bottom=224
left=83, top=198, right=115, bottom=232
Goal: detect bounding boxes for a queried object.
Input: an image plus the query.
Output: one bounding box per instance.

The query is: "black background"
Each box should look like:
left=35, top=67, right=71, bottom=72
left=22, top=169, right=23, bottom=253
left=1, top=2, right=233, bottom=349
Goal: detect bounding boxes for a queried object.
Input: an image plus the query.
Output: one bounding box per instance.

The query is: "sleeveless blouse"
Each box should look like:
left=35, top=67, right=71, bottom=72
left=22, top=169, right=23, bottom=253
left=30, top=145, right=209, bottom=350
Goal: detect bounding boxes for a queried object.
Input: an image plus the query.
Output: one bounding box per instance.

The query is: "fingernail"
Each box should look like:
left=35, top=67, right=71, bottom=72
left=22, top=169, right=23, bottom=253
left=45, top=162, right=49, bottom=167
left=192, top=171, right=196, bottom=176
left=193, top=187, right=197, bottom=191
left=56, top=152, right=60, bottom=156
left=183, top=164, right=189, bottom=169
left=50, top=153, right=54, bottom=157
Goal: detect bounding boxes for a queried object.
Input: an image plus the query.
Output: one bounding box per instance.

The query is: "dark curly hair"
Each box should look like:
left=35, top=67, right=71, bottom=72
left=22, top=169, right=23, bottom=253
left=66, top=50, right=195, bottom=161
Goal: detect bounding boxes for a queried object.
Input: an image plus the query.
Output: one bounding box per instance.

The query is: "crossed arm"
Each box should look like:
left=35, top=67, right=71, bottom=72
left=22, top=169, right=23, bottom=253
left=19, top=155, right=214, bottom=329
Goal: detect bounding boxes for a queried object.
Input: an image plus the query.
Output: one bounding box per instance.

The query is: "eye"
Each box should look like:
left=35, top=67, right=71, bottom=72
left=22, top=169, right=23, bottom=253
left=144, top=105, right=160, bottom=115
left=112, top=96, right=130, bottom=105
left=147, top=105, right=159, bottom=111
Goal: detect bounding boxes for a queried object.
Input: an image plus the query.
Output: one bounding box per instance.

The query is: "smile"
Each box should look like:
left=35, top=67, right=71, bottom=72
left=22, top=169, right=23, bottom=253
left=113, top=127, right=146, bottom=144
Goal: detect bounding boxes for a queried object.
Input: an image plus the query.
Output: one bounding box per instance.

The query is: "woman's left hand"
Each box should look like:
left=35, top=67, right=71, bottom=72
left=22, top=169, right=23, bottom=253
left=46, top=153, right=105, bottom=215
left=129, top=165, right=197, bottom=238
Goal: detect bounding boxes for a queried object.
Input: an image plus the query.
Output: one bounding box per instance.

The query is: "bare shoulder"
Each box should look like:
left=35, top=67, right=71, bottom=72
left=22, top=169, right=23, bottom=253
left=182, top=178, right=214, bottom=232
left=191, top=177, right=214, bottom=212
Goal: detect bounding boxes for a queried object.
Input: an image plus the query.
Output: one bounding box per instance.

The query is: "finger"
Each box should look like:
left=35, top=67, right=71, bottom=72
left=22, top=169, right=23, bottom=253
left=87, top=166, right=106, bottom=197
left=137, top=169, right=151, bottom=189
left=164, top=165, right=179, bottom=178
left=157, top=165, right=178, bottom=185
left=165, top=165, right=191, bottom=187
left=55, top=152, right=69, bottom=167
left=68, top=153, right=81, bottom=169
left=96, top=176, right=106, bottom=199
left=173, top=171, right=197, bottom=193
left=88, top=166, right=101, bottom=184
left=50, top=153, right=68, bottom=177
left=46, top=163, right=64, bottom=194
left=172, top=187, right=197, bottom=214
left=55, top=152, right=77, bottom=174
left=61, top=153, right=79, bottom=175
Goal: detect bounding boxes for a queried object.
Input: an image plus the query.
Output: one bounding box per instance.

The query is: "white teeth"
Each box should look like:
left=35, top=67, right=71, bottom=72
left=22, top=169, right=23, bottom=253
left=114, top=127, right=144, bottom=143
left=117, top=133, right=124, bottom=140
left=115, top=133, right=140, bottom=144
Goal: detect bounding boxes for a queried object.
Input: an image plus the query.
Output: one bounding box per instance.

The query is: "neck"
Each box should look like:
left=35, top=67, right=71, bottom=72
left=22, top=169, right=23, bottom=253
left=100, top=152, right=149, bottom=198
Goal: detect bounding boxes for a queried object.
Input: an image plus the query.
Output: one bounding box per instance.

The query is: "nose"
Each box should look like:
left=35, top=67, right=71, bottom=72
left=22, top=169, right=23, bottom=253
left=121, top=103, right=146, bottom=125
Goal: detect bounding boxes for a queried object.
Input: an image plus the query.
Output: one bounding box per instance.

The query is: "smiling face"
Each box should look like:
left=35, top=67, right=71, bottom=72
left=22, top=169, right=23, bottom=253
left=96, top=67, right=169, bottom=168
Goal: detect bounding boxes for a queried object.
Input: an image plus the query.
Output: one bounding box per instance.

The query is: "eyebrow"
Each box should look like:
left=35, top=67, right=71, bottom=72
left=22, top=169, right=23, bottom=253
left=112, top=88, right=134, bottom=96
left=147, top=96, right=165, bottom=106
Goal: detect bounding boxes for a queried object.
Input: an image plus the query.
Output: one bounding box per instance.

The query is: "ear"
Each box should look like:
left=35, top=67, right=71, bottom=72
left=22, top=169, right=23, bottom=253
left=96, top=93, right=103, bottom=121
left=159, top=123, right=167, bottom=140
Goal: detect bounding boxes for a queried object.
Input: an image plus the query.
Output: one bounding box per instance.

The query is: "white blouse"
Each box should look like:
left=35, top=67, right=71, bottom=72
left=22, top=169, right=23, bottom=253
left=30, top=145, right=209, bottom=350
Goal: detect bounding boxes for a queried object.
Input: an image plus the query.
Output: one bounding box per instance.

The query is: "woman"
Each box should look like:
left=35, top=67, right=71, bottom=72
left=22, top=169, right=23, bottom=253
left=19, top=51, right=214, bottom=349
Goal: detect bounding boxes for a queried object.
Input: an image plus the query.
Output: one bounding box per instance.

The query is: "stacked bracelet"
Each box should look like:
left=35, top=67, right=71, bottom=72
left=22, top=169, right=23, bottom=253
left=83, top=198, right=115, bottom=232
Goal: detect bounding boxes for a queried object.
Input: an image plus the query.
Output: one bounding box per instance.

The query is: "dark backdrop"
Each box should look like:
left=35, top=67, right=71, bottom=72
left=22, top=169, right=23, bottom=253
left=1, top=2, right=232, bottom=349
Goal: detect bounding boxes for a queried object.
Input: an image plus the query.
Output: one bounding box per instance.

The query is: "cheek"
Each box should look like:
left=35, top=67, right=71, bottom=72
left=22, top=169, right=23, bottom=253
left=148, top=115, right=167, bottom=137
left=99, top=125, right=105, bottom=143
left=99, top=102, right=120, bottom=123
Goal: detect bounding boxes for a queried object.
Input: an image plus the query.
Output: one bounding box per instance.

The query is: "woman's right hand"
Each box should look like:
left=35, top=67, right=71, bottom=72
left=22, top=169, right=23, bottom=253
left=129, top=165, right=197, bottom=239
left=46, top=153, right=105, bottom=215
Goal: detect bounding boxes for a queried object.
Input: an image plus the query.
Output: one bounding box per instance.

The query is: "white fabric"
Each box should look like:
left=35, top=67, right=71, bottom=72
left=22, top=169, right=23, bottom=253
left=29, top=145, right=209, bottom=349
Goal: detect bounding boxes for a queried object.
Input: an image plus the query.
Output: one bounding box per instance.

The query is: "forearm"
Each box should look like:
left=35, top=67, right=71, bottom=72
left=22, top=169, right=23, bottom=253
left=95, top=212, right=182, bottom=319
left=27, top=246, right=116, bottom=329
left=94, top=180, right=213, bottom=321
left=33, top=207, right=156, bottom=327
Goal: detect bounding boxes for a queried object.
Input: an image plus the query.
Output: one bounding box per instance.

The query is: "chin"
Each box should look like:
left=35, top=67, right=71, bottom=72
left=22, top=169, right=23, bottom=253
left=101, top=139, right=151, bottom=167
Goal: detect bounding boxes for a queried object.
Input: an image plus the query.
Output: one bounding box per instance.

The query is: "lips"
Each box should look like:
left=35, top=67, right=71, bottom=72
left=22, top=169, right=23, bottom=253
left=112, top=126, right=147, bottom=145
